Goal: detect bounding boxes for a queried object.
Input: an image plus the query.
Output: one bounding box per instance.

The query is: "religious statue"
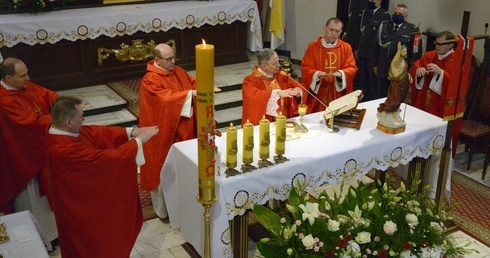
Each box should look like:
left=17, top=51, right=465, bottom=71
left=376, top=42, right=412, bottom=134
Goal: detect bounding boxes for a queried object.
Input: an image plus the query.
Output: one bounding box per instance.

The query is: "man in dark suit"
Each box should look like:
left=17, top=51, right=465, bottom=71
left=373, top=3, right=421, bottom=99
left=343, top=0, right=368, bottom=52
left=355, top=0, right=390, bottom=101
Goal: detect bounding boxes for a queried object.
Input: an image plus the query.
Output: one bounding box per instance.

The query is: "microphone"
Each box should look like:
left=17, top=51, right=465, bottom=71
left=279, top=71, right=328, bottom=108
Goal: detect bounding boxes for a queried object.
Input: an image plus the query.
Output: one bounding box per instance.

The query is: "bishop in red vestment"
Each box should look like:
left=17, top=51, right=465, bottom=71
left=0, top=58, right=58, bottom=215
left=45, top=96, right=159, bottom=258
left=242, top=49, right=305, bottom=125
left=301, top=18, right=358, bottom=113
left=139, top=44, right=197, bottom=192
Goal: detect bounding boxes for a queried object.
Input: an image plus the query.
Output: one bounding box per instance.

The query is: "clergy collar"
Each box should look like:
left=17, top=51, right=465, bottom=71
left=438, top=49, right=454, bottom=60
left=258, top=67, right=275, bottom=78
left=322, top=37, right=338, bottom=48
left=0, top=79, right=17, bottom=90
left=49, top=125, right=79, bottom=138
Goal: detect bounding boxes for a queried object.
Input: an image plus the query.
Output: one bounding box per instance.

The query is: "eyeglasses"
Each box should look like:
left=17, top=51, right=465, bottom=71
left=434, top=41, right=452, bottom=46
left=156, top=56, right=175, bottom=62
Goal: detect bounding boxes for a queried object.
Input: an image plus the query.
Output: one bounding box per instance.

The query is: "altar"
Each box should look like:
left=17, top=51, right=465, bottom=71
left=160, top=99, right=448, bottom=258
left=0, top=0, right=262, bottom=90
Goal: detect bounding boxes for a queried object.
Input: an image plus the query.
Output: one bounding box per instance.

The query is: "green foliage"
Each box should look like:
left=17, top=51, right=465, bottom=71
left=252, top=175, right=472, bottom=258
left=1, top=0, right=78, bottom=13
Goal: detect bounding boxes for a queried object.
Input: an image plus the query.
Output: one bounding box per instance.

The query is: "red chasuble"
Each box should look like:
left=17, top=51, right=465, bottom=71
left=409, top=50, right=455, bottom=118
left=241, top=66, right=306, bottom=125
left=301, top=37, right=357, bottom=113
left=0, top=81, right=58, bottom=212
left=45, top=125, right=142, bottom=258
left=139, top=61, right=197, bottom=191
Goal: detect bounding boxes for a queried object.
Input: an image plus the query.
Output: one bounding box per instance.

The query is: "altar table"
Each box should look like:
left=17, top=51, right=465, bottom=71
left=0, top=211, right=49, bottom=258
left=160, top=99, right=448, bottom=258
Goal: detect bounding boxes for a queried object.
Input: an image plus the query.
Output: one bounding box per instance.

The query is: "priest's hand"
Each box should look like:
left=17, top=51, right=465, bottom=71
left=416, top=67, right=429, bottom=77
left=426, top=63, right=443, bottom=75
left=214, top=87, right=222, bottom=93
left=135, top=126, right=159, bottom=143
left=278, top=88, right=299, bottom=98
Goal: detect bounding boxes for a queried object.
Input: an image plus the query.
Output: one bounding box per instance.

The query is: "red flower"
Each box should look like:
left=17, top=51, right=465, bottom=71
left=337, top=235, right=351, bottom=249
left=324, top=250, right=334, bottom=258
left=419, top=240, right=429, bottom=248
left=403, top=242, right=412, bottom=250
left=378, top=249, right=388, bottom=258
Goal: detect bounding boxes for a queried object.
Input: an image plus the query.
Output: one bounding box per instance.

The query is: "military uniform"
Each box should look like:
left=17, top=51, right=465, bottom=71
left=373, top=20, right=422, bottom=98
left=343, top=0, right=368, bottom=52
left=355, top=6, right=390, bottom=101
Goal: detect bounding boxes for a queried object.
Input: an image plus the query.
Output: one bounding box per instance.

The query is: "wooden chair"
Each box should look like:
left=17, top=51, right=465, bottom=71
left=459, top=74, right=490, bottom=170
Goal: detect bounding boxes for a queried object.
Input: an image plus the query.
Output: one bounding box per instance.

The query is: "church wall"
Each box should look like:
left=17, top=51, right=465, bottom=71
left=285, top=0, right=489, bottom=64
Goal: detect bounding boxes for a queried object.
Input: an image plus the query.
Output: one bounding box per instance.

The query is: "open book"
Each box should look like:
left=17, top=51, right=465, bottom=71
left=323, top=90, right=363, bottom=120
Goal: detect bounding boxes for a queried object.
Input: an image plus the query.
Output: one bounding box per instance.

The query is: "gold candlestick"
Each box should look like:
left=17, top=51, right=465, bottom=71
left=295, top=104, right=308, bottom=133
left=0, top=223, right=9, bottom=244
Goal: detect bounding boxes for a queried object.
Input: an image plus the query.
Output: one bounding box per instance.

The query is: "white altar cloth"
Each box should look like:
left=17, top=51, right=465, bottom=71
left=0, top=211, right=49, bottom=258
left=0, top=0, right=262, bottom=51
left=160, top=98, right=448, bottom=257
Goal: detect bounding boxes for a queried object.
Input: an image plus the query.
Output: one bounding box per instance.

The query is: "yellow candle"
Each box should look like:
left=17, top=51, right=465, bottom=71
left=259, top=117, right=270, bottom=159
left=242, top=120, right=254, bottom=163
left=195, top=40, right=215, bottom=201
left=226, top=123, right=237, bottom=168
left=275, top=114, right=286, bottom=154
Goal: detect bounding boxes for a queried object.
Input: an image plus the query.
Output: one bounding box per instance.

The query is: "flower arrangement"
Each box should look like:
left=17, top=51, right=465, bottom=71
left=1, top=0, right=78, bottom=13
left=253, top=176, right=473, bottom=258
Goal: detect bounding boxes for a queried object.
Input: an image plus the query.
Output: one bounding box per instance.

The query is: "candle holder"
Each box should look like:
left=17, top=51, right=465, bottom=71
left=258, top=154, right=274, bottom=168
left=0, top=223, right=9, bottom=244
left=225, top=162, right=240, bottom=177
left=241, top=157, right=257, bottom=173
left=295, top=104, right=308, bottom=133
left=273, top=149, right=289, bottom=164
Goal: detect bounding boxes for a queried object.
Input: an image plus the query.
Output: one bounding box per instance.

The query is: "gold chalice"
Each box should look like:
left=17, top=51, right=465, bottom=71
left=295, top=104, right=308, bottom=133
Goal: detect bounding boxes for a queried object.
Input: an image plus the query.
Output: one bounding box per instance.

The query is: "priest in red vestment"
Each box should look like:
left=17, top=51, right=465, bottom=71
left=139, top=43, right=202, bottom=218
left=0, top=57, right=59, bottom=243
left=410, top=31, right=460, bottom=154
left=45, top=96, right=158, bottom=258
left=242, top=48, right=306, bottom=125
left=410, top=31, right=456, bottom=117
left=301, top=18, right=358, bottom=113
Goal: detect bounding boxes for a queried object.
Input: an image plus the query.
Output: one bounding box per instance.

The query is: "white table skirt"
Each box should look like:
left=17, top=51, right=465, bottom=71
left=0, top=0, right=263, bottom=51
left=160, top=98, right=448, bottom=257
left=0, top=211, right=49, bottom=258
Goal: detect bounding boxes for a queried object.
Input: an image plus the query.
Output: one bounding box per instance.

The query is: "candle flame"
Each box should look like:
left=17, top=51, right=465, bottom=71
left=230, top=122, right=233, bottom=127
left=202, top=39, right=206, bottom=48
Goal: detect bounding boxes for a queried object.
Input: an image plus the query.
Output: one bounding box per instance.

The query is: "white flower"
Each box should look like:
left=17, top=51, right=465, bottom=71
left=346, top=240, right=361, bottom=254
left=327, top=219, right=340, bottom=232
left=354, top=231, right=371, bottom=244
left=299, top=202, right=319, bottom=225
left=302, top=234, right=315, bottom=249
left=348, top=205, right=363, bottom=220
left=405, top=213, right=419, bottom=226
left=399, top=250, right=418, bottom=258
left=287, top=248, right=293, bottom=256
left=383, top=220, right=397, bottom=235
left=430, top=221, right=443, bottom=234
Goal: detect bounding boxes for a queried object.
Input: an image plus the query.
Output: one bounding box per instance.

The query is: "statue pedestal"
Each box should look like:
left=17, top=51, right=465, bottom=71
left=376, top=122, right=406, bottom=134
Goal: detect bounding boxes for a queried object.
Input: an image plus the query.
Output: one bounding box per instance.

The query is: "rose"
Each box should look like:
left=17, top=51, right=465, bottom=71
left=302, top=234, right=315, bottom=249
left=405, top=213, right=419, bottom=227
left=383, top=220, right=397, bottom=235
left=327, top=219, right=340, bottom=232
left=354, top=231, right=371, bottom=244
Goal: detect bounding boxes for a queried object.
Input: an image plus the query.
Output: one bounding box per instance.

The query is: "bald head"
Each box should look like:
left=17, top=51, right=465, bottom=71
left=0, top=57, right=24, bottom=79
left=0, top=57, right=30, bottom=89
left=153, top=43, right=176, bottom=71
